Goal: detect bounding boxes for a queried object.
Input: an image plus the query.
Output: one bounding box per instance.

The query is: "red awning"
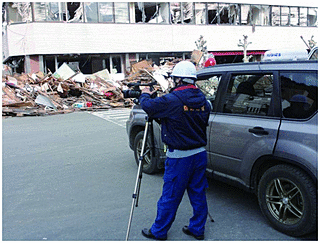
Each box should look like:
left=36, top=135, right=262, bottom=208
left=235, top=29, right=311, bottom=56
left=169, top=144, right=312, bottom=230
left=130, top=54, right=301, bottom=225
left=211, top=51, right=266, bottom=56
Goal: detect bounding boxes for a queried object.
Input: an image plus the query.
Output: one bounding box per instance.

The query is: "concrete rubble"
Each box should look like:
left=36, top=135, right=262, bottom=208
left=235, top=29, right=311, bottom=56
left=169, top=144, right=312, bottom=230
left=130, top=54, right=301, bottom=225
left=2, top=57, right=189, bottom=117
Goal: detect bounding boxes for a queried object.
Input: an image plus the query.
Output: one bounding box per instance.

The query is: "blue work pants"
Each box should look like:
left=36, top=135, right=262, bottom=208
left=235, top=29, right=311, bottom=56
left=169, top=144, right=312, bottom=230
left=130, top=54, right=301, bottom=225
left=150, top=151, right=208, bottom=239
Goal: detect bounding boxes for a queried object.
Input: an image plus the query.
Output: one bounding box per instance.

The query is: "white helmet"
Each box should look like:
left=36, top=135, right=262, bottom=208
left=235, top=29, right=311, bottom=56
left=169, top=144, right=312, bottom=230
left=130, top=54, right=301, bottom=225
left=171, top=61, right=197, bottom=81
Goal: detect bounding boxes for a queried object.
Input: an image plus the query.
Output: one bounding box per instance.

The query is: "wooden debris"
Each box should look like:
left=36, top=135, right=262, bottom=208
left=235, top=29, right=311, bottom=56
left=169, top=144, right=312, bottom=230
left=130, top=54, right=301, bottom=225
left=2, top=58, right=183, bottom=117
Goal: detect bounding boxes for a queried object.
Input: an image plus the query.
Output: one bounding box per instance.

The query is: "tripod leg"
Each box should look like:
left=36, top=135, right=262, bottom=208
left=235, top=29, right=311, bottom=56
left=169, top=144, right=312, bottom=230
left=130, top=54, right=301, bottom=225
left=126, top=120, right=150, bottom=241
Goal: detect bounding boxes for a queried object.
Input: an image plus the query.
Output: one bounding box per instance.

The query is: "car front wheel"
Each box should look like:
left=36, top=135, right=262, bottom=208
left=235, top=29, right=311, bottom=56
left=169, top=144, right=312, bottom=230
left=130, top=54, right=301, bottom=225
left=258, top=164, right=317, bottom=237
left=133, top=131, right=158, bottom=174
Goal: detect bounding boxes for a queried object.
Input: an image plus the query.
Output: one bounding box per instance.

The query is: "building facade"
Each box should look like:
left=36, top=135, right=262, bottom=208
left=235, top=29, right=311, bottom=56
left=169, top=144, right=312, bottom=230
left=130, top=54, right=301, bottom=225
left=2, top=2, right=318, bottom=76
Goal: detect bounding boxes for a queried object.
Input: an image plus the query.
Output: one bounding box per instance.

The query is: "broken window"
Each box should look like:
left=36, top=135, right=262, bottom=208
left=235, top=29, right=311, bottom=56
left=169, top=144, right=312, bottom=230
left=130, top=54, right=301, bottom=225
left=218, top=3, right=229, bottom=24
left=290, top=7, right=299, bottom=26
left=208, top=3, right=218, bottom=24
left=47, top=2, right=63, bottom=21
left=308, top=8, right=317, bottom=26
left=148, top=3, right=169, bottom=24
left=210, top=3, right=240, bottom=25
left=114, top=2, right=129, bottom=23
left=158, top=3, right=170, bottom=24
left=98, top=2, right=113, bottom=22
left=195, top=3, right=206, bottom=25
left=84, top=2, right=98, bottom=22
left=170, top=2, right=194, bottom=24
left=261, top=5, right=270, bottom=25
left=7, top=2, right=32, bottom=23
left=241, top=5, right=251, bottom=25
left=299, top=7, right=308, bottom=26
left=33, top=2, right=46, bottom=21
left=33, top=2, right=67, bottom=22
left=133, top=3, right=166, bottom=24
left=229, top=4, right=240, bottom=25
left=171, top=2, right=181, bottom=24
left=67, top=2, right=83, bottom=23
left=134, top=3, right=144, bottom=23
left=271, top=6, right=280, bottom=26
left=251, top=5, right=270, bottom=26
left=281, top=6, right=289, bottom=26
left=182, top=2, right=194, bottom=24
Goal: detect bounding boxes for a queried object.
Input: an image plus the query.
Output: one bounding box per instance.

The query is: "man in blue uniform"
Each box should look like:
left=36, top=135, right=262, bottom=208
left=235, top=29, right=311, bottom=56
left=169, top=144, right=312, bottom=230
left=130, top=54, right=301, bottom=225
left=139, top=61, right=211, bottom=240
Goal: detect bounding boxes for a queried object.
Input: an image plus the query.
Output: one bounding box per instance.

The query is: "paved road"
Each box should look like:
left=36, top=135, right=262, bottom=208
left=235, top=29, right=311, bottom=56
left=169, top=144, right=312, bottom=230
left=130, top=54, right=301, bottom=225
left=2, top=109, right=317, bottom=241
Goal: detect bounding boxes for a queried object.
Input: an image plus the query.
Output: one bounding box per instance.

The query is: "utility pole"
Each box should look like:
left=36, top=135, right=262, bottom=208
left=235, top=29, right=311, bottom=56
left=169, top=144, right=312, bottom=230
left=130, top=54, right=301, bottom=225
left=238, top=35, right=252, bottom=63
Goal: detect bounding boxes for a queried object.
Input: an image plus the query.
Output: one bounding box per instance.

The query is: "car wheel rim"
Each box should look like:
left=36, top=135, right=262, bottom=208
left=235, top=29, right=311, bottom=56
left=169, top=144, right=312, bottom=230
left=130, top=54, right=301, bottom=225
left=137, top=139, right=151, bottom=168
left=266, top=178, right=304, bottom=225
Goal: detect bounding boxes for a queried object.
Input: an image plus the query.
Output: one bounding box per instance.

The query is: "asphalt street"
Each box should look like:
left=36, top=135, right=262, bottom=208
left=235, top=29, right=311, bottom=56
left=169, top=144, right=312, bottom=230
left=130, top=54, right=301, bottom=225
left=2, top=109, right=317, bottom=241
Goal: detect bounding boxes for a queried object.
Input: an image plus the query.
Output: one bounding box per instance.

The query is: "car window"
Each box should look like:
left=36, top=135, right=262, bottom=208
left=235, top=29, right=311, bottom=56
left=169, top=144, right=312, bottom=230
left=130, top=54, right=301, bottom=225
left=196, top=75, right=222, bottom=109
left=280, top=71, right=318, bottom=119
left=222, top=73, right=274, bottom=116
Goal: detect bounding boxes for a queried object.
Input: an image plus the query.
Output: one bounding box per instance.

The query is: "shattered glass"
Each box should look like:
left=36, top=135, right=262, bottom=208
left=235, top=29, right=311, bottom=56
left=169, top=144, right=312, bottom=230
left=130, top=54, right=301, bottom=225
left=4, top=2, right=318, bottom=28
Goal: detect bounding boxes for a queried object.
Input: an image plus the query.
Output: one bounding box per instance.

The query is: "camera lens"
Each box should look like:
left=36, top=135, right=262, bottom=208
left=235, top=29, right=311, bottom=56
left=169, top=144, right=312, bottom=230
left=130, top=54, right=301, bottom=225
left=123, top=90, right=141, bottom=98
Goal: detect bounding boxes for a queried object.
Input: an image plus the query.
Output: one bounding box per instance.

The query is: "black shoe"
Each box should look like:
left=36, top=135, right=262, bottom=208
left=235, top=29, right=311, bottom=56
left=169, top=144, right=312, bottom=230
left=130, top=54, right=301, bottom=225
left=182, top=226, right=204, bottom=240
left=142, top=228, right=167, bottom=241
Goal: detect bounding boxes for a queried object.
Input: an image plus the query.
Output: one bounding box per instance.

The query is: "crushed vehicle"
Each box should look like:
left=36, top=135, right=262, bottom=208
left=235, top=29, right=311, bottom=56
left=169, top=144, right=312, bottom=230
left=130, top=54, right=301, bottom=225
left=126, top=59, right=318, bottom=237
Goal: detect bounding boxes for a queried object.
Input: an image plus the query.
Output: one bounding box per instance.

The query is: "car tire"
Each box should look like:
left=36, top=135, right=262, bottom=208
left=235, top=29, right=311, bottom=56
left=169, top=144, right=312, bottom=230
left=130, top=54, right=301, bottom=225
left=258, top=164, right=317, bottom=237
left=133, top=131, right=158, bottom=174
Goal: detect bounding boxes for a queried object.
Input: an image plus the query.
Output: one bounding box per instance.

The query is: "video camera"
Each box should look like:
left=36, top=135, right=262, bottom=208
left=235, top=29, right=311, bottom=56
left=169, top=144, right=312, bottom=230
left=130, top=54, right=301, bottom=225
left=122, top=81, right=157, bottom=99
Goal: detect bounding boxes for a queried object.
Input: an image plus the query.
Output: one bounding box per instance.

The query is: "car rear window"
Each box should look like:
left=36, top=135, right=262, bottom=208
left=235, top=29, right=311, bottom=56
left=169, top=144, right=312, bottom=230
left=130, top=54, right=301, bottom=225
left=280, top=71, right=318, bottom=119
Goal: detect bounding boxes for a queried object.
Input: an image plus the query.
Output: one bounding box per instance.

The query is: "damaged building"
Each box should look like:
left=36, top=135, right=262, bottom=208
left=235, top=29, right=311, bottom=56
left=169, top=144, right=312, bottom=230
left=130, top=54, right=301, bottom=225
left=2, top=2, right=318, bottom=76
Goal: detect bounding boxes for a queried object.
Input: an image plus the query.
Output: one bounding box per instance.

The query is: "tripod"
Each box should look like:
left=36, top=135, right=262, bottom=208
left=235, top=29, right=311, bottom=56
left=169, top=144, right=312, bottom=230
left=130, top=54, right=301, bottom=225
left=126, top=116, right=154, bottom=241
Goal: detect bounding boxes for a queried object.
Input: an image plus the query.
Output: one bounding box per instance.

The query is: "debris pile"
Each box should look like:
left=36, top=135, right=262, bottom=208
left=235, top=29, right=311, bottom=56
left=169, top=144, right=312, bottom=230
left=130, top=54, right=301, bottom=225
left=2, top=64, right=129, bottom=117
left=2, top=58, right=179, bottom=117
left=2, top=52, right=203, bottom=117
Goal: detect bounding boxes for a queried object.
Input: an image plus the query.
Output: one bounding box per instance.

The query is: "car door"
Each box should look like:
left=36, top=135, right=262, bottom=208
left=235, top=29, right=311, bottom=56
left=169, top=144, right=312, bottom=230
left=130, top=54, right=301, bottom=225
left=207, top=71, right=281, bottom=187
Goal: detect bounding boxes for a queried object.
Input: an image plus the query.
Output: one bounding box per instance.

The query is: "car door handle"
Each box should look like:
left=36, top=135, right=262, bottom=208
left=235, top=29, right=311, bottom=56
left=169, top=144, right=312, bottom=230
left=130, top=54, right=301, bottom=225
left=249, top=127, right=269, bottom=135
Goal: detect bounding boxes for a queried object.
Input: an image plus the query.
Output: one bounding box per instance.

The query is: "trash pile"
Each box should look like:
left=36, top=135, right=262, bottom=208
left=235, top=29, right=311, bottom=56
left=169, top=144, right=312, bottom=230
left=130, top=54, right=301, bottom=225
left=2, top=57, right=188, bottom=117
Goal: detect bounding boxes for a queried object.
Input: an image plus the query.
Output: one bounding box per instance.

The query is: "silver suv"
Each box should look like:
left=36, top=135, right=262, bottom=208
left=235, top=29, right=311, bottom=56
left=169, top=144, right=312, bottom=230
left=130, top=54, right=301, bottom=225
left=126, top=60, right=318, bottom=237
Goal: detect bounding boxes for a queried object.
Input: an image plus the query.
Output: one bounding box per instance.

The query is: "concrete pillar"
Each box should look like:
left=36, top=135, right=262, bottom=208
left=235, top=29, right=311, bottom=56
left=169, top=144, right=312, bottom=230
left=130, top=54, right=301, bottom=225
left=24, top=55, right=31, bottom=73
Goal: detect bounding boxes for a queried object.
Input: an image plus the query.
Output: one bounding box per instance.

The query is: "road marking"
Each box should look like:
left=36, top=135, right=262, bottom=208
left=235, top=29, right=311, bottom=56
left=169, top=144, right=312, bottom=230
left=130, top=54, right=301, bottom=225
left=88, top=108, right=131, bottom=128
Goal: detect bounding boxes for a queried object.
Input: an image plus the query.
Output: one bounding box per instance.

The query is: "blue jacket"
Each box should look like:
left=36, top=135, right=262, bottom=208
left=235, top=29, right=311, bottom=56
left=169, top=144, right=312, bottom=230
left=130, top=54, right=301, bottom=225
left=139, top=84, right=210, bottom=150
